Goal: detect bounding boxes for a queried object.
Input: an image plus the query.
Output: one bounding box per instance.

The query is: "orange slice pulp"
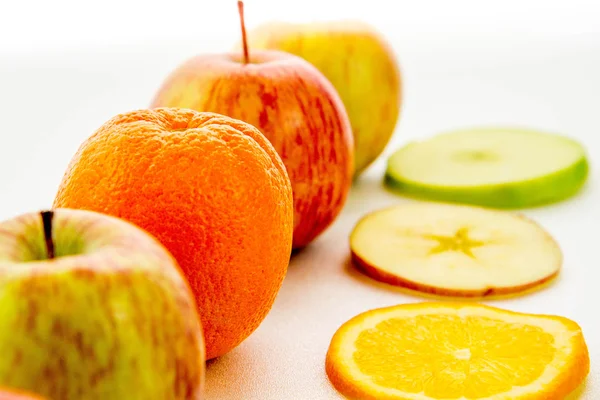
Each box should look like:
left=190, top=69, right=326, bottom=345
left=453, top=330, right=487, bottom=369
left=326, top=303, right=589, bottom=399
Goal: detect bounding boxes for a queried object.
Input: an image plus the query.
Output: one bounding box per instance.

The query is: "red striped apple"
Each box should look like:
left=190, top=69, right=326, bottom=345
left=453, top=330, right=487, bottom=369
left=150, top=1, right=354, bottom=249
left=0, top=209, right=205, bottom=400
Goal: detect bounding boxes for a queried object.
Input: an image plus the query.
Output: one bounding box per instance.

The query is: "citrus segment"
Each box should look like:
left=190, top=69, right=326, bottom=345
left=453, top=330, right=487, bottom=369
left=350, top=202, right=561, bottom=297
left=385, top=127, right=589, bottom=208
left=326, top=303, right=589, bottom=400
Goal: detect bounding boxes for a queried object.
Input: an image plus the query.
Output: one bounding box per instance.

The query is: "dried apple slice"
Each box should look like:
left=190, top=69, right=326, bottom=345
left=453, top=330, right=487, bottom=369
left=350, top=202, right=562, bottom=297
left=385, top=127, right=589, bottom=208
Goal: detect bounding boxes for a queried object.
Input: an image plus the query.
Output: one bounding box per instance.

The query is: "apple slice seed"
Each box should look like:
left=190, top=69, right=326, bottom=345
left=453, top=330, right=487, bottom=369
left=350, top=202, right=562, bottom=297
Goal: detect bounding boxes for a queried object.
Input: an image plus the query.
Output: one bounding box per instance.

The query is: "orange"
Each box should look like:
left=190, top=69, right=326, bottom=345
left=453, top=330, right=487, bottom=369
left=326, top=302, right=589, bottom=400
left=0, top=388, right=45, bottom=400
left=53, top=108, right=294, bottom=360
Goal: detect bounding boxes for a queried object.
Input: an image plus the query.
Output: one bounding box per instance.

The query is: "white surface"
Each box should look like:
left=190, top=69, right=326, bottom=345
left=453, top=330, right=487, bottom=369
left=1, top=1, right=599, bottom=399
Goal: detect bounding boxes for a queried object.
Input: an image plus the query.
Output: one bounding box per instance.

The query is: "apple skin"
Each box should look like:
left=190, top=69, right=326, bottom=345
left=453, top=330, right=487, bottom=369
left=0, top=209, right=205, bottom=400
left=351, top=250, right=560, bottom=298
left=244, top=21, right=402, bottom=177
left=150, top=50, right=354, bottom=249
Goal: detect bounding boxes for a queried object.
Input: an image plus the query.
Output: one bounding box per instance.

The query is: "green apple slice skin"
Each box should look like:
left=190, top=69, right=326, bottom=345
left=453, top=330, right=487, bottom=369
left=385, top=128, right=590, bottom=209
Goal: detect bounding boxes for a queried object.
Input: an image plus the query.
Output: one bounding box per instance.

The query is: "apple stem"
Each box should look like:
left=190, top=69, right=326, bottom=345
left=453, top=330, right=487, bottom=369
left=237, top=0, right=250, bottom=64
left=40, top=210, right=55, bottom=259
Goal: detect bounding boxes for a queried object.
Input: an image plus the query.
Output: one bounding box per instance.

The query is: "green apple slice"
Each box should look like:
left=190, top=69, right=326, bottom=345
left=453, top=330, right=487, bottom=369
left=385, top=127, right=589, bottom=208
left=350, top=202, right=562, bottom=297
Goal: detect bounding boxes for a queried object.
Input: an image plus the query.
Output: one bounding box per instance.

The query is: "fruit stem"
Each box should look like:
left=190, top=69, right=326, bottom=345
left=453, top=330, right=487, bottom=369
left=40, top=210, right=55, bottom=259
left=237, top=0, right=250, bottom=64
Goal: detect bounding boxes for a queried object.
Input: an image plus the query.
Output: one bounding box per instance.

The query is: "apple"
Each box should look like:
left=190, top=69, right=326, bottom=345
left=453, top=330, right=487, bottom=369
left=350, top=202, right=562, bottom=297
left=385, top=126, right=590, bottom=208
left=244, top=19, right=402, bottom=177
left=0, top=388, right=45, bottom=400
left=150, top=1, right=354, bottom=250
left=0, top=209, right=205, bottom=400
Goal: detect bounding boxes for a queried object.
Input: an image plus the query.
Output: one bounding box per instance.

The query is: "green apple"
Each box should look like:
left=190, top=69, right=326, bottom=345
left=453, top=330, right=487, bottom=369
left=385, top=127, right=590, bottom=208
left=0, top=209, right=205, bottom=400
left=245, top=20, right=402, bottom=177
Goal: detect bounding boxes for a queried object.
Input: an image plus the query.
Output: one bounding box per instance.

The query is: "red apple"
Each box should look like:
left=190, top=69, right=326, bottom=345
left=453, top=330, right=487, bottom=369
left=150, top=1, right=354, bottom=249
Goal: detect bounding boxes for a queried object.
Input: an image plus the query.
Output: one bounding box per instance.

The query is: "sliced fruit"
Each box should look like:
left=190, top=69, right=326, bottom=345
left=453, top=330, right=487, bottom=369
left=326, top=302, right=590, bottom=400
left=385, top=127, right=589, bottom=208
left=350, top=202, right=561, bottom=297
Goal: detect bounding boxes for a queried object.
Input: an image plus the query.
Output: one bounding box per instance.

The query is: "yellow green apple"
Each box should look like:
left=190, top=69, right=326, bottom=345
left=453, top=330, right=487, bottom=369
left=0, top=209, right=205, bottom=400
left=244, top=20, right=402, bottom=176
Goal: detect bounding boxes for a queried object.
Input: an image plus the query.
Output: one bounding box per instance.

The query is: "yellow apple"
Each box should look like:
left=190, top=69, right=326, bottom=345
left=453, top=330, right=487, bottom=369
left=245, top=20, right=402, bottom=176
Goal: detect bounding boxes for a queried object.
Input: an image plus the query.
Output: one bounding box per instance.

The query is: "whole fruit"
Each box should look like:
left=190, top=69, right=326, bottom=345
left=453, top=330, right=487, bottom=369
left=0, top=388, right=46, bottom=400
left=246, top=20, right=402, bottom=176
left=150, top=2, right=354, bottom=249
left=53, top=108, right=294, bottom=360
left=0, top=209, right=205, bottom=400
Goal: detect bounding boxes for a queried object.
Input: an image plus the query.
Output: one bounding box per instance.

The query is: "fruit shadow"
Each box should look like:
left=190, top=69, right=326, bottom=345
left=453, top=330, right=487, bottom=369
left=342, top=255, right=561, bottom=304
left=204, top=347, right=275, bottom=397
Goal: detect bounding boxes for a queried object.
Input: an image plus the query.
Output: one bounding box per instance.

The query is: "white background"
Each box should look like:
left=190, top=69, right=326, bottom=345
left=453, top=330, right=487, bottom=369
left=1, top=0, right=599, bottom=399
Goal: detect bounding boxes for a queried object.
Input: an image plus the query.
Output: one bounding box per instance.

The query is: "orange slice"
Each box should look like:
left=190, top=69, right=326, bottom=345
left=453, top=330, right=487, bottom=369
left=326, top=303, right=589, bottom=399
